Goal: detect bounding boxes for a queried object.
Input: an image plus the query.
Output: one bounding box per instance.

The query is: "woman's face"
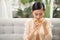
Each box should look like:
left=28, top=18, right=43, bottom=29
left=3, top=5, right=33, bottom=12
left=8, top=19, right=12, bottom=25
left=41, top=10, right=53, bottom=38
left=32, top=9, right=44, bottom=20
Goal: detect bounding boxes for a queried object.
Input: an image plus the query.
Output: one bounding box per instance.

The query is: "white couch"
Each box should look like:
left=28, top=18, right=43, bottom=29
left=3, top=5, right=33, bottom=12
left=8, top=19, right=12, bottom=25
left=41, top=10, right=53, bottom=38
left=0, top=18, right=60, bottom=40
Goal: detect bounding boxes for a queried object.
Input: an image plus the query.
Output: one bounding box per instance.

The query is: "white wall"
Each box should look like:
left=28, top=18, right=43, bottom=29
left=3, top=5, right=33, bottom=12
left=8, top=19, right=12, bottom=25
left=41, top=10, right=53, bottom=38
left=0, top=0, right=13, bottom=18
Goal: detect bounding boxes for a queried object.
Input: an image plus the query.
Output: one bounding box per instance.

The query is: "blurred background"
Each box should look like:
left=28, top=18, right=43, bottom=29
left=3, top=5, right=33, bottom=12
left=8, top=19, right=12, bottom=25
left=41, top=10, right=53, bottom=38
left=0, top=0, right=60, bottom=40
left=0, top=0, right=60, bottom=18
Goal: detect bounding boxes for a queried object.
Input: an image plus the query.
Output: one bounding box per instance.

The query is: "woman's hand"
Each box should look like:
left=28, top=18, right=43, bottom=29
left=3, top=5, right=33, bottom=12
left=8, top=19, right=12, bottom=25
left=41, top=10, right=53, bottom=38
left=34, top=20, right=41, bottom=30
left=43, top=20, right=47, bottom=26
left=43, top=21, right=48, bottom=37
left=27, top=25, right=39, bottom=40
left=27, top=20, right=41, bottom=40
left=34, top=21, right=41, bottom=27
left=27, top=21, right=40, bottom=40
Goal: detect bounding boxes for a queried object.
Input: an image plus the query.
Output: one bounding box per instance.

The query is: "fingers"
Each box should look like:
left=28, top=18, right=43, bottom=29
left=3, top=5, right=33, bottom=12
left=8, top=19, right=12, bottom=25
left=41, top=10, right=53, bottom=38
left=34, top=26, right=39, bottom=32
left=33, top=20, right=41, bottom=32
left=34, top=22, right=41, bottom=28
left=43, top=20, right=47, bottom=26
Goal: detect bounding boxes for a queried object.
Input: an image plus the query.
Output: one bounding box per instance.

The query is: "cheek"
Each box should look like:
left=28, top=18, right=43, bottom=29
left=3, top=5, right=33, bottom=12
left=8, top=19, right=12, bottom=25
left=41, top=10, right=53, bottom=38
left=42, top=13, right=44, bottom=16
left=41, top=13, right=44, bottom=16
left=41, top=12, right=44, bottom=16
left=32, top=13, right=36, bottom=17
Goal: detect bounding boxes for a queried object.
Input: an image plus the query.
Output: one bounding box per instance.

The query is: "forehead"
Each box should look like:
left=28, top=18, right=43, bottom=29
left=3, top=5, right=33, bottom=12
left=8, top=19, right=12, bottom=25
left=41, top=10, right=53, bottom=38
left=33, top=9, right=44, bottom=13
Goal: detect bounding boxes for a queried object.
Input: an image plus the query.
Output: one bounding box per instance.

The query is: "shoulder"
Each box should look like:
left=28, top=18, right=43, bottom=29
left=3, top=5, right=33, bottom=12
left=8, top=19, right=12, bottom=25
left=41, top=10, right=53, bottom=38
left=25, top=18, right=33, bottom=25
left=43, top=18, right=52, bottom=26
left=44, top=18, right=53, bottom=27
left=43, top=18, right=51, bottom=24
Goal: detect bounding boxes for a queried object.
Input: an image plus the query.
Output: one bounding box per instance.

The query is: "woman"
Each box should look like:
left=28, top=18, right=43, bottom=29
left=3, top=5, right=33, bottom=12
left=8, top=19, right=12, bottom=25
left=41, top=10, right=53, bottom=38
left=24, top=2, right=52, bottom=40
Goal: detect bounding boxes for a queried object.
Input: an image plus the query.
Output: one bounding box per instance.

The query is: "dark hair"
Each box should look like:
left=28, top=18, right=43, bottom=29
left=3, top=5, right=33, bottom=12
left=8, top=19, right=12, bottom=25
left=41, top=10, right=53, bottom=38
left=32, top=2, right=45, bottom=11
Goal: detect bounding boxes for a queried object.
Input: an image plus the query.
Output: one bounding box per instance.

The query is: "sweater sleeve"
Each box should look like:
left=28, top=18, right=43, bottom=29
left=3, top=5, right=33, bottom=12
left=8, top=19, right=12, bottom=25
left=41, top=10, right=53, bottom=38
left=45, top=20, right=53, bottom=40
left=23, top=21, right=30, bottom=40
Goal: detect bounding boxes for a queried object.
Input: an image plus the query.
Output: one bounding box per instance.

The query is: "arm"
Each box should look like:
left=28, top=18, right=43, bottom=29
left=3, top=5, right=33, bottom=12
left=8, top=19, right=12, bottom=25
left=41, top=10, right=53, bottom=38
left=24, top=21, right=36, bottom=40
left=43, top=20, right=52, bottom=40
left=24, top=21, right=30, bottom=40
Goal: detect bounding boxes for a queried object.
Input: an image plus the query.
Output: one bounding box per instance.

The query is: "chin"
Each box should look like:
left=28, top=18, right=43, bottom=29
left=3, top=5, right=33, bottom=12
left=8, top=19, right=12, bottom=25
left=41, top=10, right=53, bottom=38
left=37, top=17, right=42, bottom=20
